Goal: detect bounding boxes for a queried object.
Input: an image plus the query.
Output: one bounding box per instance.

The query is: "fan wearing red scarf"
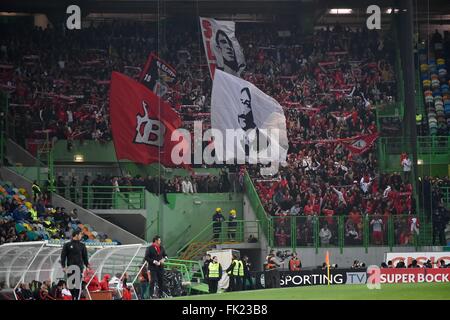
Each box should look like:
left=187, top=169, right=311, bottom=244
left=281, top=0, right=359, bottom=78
left=144, top=235, right=168, bottom=299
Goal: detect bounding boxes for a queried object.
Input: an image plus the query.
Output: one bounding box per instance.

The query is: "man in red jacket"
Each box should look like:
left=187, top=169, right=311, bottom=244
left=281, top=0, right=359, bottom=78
left=100, top=274, right=110, bottom=291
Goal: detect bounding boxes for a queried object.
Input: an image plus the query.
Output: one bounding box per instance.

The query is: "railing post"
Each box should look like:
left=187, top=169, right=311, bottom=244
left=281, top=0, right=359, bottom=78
left=268, top=217, right=273, bottom=247
left=388, top=215, right=393, bottom=251
left=291, top=216, right=296, bottom=252
left=313, top=215, right=319, bottom=254
left=363, top=214, right=369, bottom=254
left=338, top=215, right=344, bottom=254
left=88, top=185, right=92, bottom=209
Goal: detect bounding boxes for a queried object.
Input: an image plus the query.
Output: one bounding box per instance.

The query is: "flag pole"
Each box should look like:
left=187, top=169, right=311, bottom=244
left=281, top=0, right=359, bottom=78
left=326, top=250, right=330, bottom=286
left=327, top=264, right=330, bottom=286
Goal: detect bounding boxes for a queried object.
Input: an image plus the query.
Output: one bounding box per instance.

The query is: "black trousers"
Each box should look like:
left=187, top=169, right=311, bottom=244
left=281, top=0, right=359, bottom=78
left=208, top=279, right=219, bottom=293
left=229, top=276, right=243, bottom=291
left=243, top=275, right=253, bottom=290
left=235, top=277, right=243, bottom=291
left=149, top=268, right=165, bottom=298
left=264, top=269, right=280, bottom=288
left=228, top=275, right=236, bottom=291
left=67, top=267, right=83, bottom=300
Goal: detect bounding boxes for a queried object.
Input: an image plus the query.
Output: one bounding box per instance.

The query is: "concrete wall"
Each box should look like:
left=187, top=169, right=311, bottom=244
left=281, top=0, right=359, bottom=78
left=147, top=192, right=243, bottom=256
left=243, top=194, right=268, bottom=247
left=6, top=139, right=40, bottom=167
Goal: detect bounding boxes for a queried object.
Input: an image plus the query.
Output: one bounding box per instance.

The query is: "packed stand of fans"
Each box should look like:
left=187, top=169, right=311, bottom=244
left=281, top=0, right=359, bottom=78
left=239, top=26, right=414, bottom=247
left=418, top=30, right=450, bottom=136
left=0, top=180, right=116, bottom=245
left=1, top=20, right=443, bottom=249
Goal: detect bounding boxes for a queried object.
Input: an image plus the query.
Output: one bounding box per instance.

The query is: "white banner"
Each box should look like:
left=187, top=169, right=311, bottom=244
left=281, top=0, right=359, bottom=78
left=385, top=251, right=450, bottom=268
left=199, top=17, right=246, bottom=79
left=211, top=69, right=288, bottom=174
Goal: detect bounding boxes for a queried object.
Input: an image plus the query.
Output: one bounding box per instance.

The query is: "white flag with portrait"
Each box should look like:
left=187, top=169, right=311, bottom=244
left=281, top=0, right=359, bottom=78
left=211, top=69, right=288, bottom=172
left=199, top=17, right=246, bottom=79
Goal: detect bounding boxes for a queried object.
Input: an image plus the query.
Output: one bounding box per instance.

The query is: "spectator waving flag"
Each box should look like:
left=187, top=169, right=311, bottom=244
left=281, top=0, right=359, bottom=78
left=341, top=132, right=379, bottom=155
left=139, top=53, right=177, bottom=97
left=109, top=72, right=185, bottom=167
left=200, top=17, right=246, bottom=79
left=211, top=69, right=288, bottom=169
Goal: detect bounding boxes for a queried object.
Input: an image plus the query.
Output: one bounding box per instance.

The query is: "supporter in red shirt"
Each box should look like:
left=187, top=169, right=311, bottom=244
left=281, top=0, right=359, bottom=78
left=275, top=229, right=289, bottom=247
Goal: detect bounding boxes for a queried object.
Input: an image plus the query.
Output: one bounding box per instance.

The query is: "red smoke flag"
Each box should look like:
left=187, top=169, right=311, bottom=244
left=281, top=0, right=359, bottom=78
left=342, top=132, right=379, bottom=155
left=109, top=71, right=185, bottom=167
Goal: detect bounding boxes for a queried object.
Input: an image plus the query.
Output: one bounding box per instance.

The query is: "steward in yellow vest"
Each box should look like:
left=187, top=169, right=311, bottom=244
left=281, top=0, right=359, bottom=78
left=207, top=256, right=223, bottom=294
left=226, top=255, right=244, bottom=292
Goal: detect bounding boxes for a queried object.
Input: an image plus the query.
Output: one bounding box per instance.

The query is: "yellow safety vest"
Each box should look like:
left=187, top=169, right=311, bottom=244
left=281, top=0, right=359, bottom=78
left=416, top=114, right=423, bottom=123
left=29, top=208, right=37, bottom=221
left=208, top=262, right=220, bottom=279
left=232, top=260, right=244, bottom=277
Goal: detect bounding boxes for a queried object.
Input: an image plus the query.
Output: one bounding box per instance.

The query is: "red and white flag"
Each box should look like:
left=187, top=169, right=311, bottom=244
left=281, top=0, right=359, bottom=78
left=109, top=72, right=186, bottom=167
left=342, top=132, right=379, bottom=155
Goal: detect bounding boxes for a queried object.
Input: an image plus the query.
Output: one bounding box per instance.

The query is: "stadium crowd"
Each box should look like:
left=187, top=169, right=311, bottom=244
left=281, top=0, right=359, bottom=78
left=0, top=180, right=115, bottom=245
left=0, top=20, right=449, bottom=248
left=417, top=30, right=450, bottom=136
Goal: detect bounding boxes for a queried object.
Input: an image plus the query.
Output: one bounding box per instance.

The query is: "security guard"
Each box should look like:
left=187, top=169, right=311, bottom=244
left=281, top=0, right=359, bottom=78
left=206, top=256, right=223, bottom=294
left=212, top=208, right=225, bottom=240
left=32, top=181, right=42, bottom=202
left=228, top=209, right=237, bottom=241
left=226, top=254, right=244, bottom=291
left=416, top=113, right=423, bottom=135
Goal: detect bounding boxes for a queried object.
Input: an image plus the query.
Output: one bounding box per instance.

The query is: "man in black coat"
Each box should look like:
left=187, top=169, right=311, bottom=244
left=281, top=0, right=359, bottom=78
left=433, top=203, right=450, bottom=245
left=144, top=235, right=168, bottom=298
left=60, top=230, right=90, bottom=300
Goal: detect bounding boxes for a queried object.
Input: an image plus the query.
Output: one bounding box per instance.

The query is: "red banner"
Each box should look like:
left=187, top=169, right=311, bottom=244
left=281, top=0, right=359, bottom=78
left=380, top=268, right=450, bottom=284
left=109, top=72, right=185, bottom=167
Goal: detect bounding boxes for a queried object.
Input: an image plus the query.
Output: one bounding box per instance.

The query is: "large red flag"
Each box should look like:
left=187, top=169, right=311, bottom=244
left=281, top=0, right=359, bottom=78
left=109, top=71, right=185, bottom=167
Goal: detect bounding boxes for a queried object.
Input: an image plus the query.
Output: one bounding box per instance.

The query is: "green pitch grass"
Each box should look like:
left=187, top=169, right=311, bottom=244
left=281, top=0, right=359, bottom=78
left=172, top=282, right=450, bottom=300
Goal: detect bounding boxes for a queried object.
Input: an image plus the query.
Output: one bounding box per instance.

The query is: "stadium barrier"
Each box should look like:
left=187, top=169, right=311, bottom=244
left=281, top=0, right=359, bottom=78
left=242, top=172, right=427, bottom=253
left=54, top=185, right=146, bottom=210
left=270, top=214, right=422, bottom=253
left=250, top=267, right=450, bottom=289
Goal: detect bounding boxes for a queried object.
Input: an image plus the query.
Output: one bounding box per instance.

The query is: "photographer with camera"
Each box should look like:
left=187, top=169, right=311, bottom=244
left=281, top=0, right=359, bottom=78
left=264, top=251, right=280, bottom=288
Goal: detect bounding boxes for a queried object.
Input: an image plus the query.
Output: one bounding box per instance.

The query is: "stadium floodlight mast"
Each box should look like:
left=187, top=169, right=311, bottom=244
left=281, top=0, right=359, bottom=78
left=170, top=121, right=286, bottom=176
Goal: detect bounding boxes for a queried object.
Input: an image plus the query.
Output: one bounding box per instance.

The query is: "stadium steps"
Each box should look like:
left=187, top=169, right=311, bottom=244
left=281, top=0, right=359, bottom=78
left=178, top=240, right=218, bottom=261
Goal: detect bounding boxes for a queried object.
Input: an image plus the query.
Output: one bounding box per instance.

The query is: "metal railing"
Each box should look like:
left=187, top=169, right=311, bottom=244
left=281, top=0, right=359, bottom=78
left=175, top=220, right=260, bottom=257
left=378, top=136, right=450, bottom=166
left=441, top=187, right=450, bottom=209
left=54, top=185, right=146, bottom=210
left=269, top=214, right=425, bottom=252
